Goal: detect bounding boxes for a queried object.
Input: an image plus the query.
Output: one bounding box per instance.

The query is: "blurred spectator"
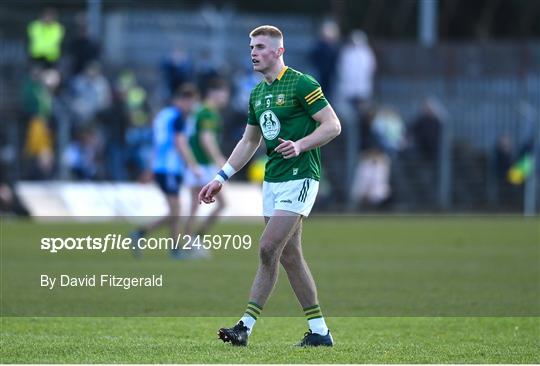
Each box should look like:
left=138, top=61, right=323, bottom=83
left=22, top=67, right=52, bottom=118
left=507, top=139, right=533, bottom=186
left=116, top=71, right=152, bottom=179
left=24, top=115, right=54, bottom=179
left=21, top=67, right=60, bottom=180
left=0, top=182, right=28, bottom=215
left=359, top=104, right=378, bottom=152
left=116, top=70, right=149, bottom=128
left=309, top=20, right=341, bottom=100
left=70, top=61, right=111, bottom=125
left=67, top=13, right=101, bottom=76
left=232, top=60, right=261, bottom=113
left=196, top=48, right=222, bottom=94
left=336, top=30, right=376, bottom=110
left=63, top=126, right=102, bottom=180
left=161, top=46, right=195, bottom=99
left=27, top=8, right=65, bottom=68
left=410, top=98, right=443, bottom=161
left=101, top=89, right=130, bottom=181
left=0, top=138, right=28, bottom=215
left=372, top=106, right=405, bottom=158
left=494, top=135, right=513, bottom=184
left=350, top=148, right=391, bottom=208
left=228, top=60, right=261, bottom=148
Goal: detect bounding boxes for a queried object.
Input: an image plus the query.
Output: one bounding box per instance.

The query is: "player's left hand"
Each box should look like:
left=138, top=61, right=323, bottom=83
left=275, top=138, right=302, bottom=159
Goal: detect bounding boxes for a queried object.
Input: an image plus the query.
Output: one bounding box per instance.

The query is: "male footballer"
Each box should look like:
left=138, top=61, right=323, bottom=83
left=199, top=25, right=341, bottom=347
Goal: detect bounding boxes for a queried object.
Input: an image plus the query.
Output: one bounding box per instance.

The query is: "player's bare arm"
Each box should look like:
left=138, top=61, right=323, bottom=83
left=274, top=105, right=341, bottom=159
left=175, top=134, right=201, bottom=176
left=227, top=124, right=263, bottom=170
left=199, top=124, right=262, bottom=204
left=200, top=130, right=226, bottom=167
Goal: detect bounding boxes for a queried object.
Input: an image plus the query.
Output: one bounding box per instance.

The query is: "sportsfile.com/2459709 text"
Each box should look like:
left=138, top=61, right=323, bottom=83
left=40, top=234, right=253, bottom=253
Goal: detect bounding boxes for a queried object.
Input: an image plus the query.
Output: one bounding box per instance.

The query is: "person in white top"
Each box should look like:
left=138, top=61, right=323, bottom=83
left=336, top=30, right=376, bottom=107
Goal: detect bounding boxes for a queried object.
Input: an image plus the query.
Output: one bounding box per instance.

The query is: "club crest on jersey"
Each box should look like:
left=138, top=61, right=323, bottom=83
left=259, top=110, right=281, bottom=140
left=276, top=94, right=285, bottom=105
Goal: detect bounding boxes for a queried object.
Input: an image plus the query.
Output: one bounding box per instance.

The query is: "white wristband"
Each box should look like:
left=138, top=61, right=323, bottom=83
left=214, top=174, right=225, bottom=184
left=214, top=162, right=237, bottom=183
left=222, top=162, right=237, bottom=178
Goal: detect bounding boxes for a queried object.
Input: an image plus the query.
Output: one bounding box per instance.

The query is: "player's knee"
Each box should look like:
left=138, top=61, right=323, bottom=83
left=259, top=241, right=280, bottom=266
left=280, top=248, right=301, bottom=268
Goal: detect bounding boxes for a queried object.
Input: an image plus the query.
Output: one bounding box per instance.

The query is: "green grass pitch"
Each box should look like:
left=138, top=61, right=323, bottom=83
left=1, top=216, right=539, bottom=363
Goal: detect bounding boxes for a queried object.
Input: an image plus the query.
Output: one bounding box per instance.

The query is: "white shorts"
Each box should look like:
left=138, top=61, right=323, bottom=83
left=262, top=178, right=319, bottom=217
left=184, top=164, right=219, bottom=188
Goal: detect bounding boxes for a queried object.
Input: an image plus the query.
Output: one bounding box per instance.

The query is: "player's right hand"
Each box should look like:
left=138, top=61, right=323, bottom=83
left=198, top=180, right=222, bottom=204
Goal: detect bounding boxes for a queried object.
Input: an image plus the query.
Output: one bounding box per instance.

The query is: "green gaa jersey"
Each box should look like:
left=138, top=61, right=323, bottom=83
left=189, top=104, right=222, bottom=165
left=247, top=66, right=329, bottom=182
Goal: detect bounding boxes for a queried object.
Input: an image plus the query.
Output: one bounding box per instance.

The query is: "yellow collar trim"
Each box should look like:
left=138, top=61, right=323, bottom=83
left=276, top=66, right=288, bottom=81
